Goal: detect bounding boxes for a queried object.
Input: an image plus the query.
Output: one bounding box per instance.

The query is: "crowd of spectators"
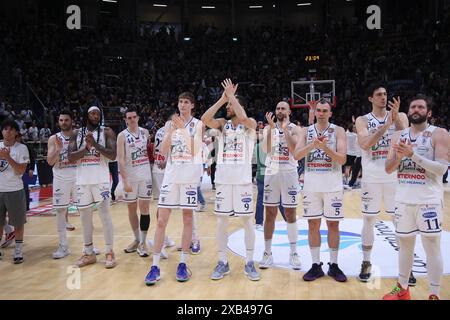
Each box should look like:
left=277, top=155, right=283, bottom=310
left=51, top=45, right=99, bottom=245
left=1, top=7, right=449, bottom=140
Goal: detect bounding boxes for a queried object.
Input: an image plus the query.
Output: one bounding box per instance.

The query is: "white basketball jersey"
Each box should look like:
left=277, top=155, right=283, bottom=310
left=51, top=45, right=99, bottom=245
left=52, top=132, right=77, bottom=181
left=304, top=123, right=342, bottom=192
left=346, top=131, right=361, bottom=157
left=396, top=125, right=443, bottom=205
left=153, top=127, right=166, bottom=175
left=76, top=127, right=110, bottom=185
left=122, top=127, right=151, bottom=182
left=361, top=113, right=397, bottom=183
left=164, top=117, right=203, bottom=184
left=266, top=123, right=298, bottom=172
left=215, top=120, right=256, bottom=185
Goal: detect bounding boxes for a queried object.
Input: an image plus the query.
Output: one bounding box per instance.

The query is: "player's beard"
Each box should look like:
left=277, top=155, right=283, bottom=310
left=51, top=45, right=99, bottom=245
left=87, top=118, right=100, bottom=130
left=408, top=113, right=427, bottom=124
left=276, top=113, right=286, bottom=121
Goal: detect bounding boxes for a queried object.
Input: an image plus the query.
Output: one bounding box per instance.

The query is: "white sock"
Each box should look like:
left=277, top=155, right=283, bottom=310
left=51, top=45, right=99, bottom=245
left=330, top=248, right=338, bottom=264
left=153, top=253, right=161, bottom=267
left=133, top=229, right=140, bottom=242
left=4, top=224, right=13, bottom=234
left=97, top=199, right=114, bottom=253
left=79, top=207, right=94, bottom=247
left=422, top=235, right=443, bottom=296
left=15, top=240, right=23, bottom=252
left=310, top=246, right=320, bottom=264
left=192, top=211, right=199, bottom=242
left=398, top=236, right=416, bottom=289
left=242, top=216, right=255, bottom=263
left=140, top=231, right=147, bottom=245
left=84, top=243, right=94, bottom=255
left=264, top=239, right=272, bottom=254
left=56, top=208, right=68, bottom=247
left=287, top=221, right=298, bottom=253
left=180, top=251, right=189, bottom=264
left=217, top=215, right=229, bottom=263
left=363, top=249, right=372, bottom=262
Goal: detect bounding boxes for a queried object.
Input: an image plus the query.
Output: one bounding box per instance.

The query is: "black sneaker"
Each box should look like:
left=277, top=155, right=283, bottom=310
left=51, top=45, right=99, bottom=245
left=408, top=272, right=416, bottom=287
left=13, top=251, right=24, bottom=264
left=359, top=261, right=372, bottom=282
left=327, top=263, right=347, bottom=282
left=303, top=263, right=324, bottom=281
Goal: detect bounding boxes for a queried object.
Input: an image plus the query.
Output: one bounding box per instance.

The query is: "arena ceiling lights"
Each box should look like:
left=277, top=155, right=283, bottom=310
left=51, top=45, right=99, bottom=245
left=102, top=0, right=118, bottom=3
left=249, top=5, right=263, bottom=9
left=153, top=3, right=168, bottom=7
left=297, top=2, right=312, bottom=6
left=201, top=6, right=216, bottom=9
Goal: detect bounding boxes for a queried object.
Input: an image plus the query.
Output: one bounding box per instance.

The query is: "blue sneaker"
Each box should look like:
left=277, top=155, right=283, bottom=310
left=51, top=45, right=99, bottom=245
left=190, top=240, right=201, bottom=255
left=145, top=266, right=160, bottom=286
left=176, top=263, right=191, bottom=282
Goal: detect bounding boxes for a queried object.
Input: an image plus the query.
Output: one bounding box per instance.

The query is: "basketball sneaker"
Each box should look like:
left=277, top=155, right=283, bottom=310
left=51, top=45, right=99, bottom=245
left=408, top=272, right=416, bottom=287
left=145, top=266, right=160, bottom=285
left=52, top=245, right=70, bottom=259
left=428, top=294, right=440, bottom=300
left=259, top=251, right=273, bottom=269
left=358, top=261, right=372, bottom=282
left=176, top=263, right=192, bottom=282
left=93, top=247, right=100, bottom=255
left=105, top=251, right=116, bottom=269
left=164, top=236, right=176, bottom=247
left=75, top=253, right=97, bottom=267
left=195, top=203, right=207, bottom=212
left=244, top=261, right=260, bottom=281
left=211, top=261, right=230, bottom=280
left=13, top=249, right=23, bottom=264
left=382, top=283, right=411, bottom=300
left=124, top=240, right=139, bottom=253
left=161, top=247, right=169, bottom=259
left=303, top=263, right=325, bottom=281
left=137, top=242, right=149, bottom=257
left=327, top=263, right=347, bottom=282
left=65, top=222, right=75, bottom=231
left=289, top=252, right=301, bottom=270
left=190, top=240, right=201, bottom=255
left=0, top=231, right=15, bottom=248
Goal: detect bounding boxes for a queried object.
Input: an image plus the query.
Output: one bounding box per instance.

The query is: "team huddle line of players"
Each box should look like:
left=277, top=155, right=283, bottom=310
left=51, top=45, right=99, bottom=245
left=0, top=79, right=448, bottom=300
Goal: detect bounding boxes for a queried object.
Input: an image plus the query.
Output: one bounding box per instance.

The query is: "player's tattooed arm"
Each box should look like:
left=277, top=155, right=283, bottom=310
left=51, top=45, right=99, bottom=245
left=201, top=91, right=228, bottom=130
left=93, top=127, right=117, bottom=161
left=47, top=135, right=62, bottom=166
left=68, top=129, right=87, bottom=162
left=355, top=115, right=391, bottom=150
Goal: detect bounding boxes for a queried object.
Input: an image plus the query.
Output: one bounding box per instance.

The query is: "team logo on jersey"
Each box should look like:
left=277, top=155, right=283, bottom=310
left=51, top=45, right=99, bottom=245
left=422, top=211, right=437, bottom=219
left=186, top=191, right=196, bottom=196
left=423, top=131, right=432, bottom=138
left=288, top=191, right=297, bottom=196
left=100, top=191, right=110, bottom=200
left=0, top=159, right=9, bottom=172
left=241, top=198, right=252, bottom=203
left=328, top=128, right=334, bottom=133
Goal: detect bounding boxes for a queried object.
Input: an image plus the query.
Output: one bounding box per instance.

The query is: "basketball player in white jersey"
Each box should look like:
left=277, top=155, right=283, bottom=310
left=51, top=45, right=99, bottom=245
left=383, top=95, right=449, bottom=300
left=259, top=101, right=301, bottom=270
left=68, top=106, right=117, bottom=269
left=47, top=110, right=77, bottom=259
left=294, top=100, right=348, bottom=282
left=152, top=115, right=176, bottom=253
left=145, top=92, right=204, bottom=285
left=117, top=107, right=152, bottom=257
left=201, top=79, right=260, bottom=281
left=355, top=83, right=409, bottom=282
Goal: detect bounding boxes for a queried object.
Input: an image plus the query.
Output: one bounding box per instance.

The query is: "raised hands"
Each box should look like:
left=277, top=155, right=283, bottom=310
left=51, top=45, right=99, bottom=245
left=387, top=96, right=401, bottom=124
left=221, top=78, right=238, bottom=98
left=265, top=112, right=276, bottom=129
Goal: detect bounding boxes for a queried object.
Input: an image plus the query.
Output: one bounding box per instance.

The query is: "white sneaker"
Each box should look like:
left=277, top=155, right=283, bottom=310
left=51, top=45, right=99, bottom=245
left=65, top=222, right=75, bottom=231
left=137, top=242, right=149, bottom=257
left=255, top=224, right=263, bottom=230
left=93, top=247, right=100, bottom=255
left=196, top=203, right=207, bottom=212
left=164, top=236, right=176, bottom=247
left=259, top=251, right=273, bottom=269
left=52, top=245, right=70, bottom=259
left=161, top=247, right=168, bottom=259
left=289, top=252, right=302, bottom=270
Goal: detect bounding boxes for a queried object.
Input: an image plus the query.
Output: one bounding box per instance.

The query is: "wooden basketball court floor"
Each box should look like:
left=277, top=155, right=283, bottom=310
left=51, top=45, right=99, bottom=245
left=0, top=184, right=449, bottom=300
